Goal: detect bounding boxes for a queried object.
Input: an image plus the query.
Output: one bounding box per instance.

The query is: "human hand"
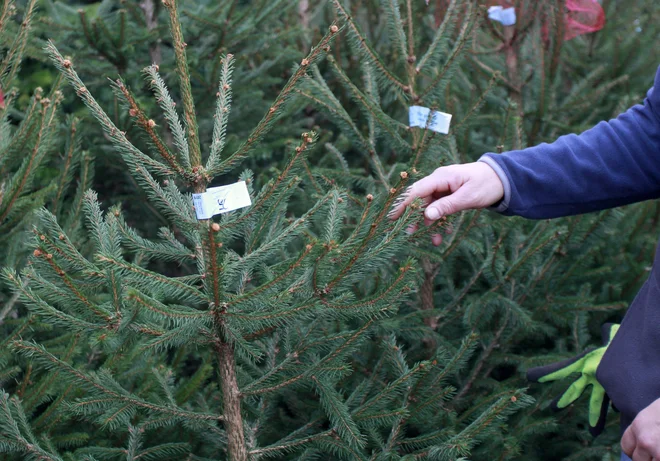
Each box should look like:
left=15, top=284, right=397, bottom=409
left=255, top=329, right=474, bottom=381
left=388, top=162, right=504, bottom=245
left=622, top=397, right=660, bottom=460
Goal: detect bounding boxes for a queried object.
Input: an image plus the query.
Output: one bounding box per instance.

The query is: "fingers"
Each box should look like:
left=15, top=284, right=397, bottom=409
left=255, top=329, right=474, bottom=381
left=424, top=196, right=446, bottom=227
left=397, top=192, right=445, bottom=246
left=405, top=197, right=432, bottom=234
left=622, top=425, right=636, bottom=457
left=390, top=161, right=504, bottom=221
left=405, top=222, right=443, bottom=246
left=425, top=189, right=471, bottom=221
left=621, top=398, right=660, bottom=460
left=632, top=447, right=652, bottom=461
left=389, top=169, right=455, bottom=220
left=389, top=170, right=455, bottom=246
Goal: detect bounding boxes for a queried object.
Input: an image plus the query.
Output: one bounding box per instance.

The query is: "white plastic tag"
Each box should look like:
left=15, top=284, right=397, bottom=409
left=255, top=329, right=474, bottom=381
left=409, top=106, right=452, bottom=134
left=487, top=6, right=516, bottom=26
left=192, top=181, right=252, bottom=220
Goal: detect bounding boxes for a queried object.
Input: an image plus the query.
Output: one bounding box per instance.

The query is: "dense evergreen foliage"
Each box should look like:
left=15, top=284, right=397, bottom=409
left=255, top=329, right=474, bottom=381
left=1, top=0, right=659, bottom=460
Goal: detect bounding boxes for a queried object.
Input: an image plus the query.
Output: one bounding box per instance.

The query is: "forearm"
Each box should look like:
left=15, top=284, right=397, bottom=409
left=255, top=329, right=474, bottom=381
left=480, top=66, right=660, bottom=220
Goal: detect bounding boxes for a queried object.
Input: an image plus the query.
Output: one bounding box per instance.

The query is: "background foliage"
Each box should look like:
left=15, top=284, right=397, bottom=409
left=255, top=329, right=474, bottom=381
left=1, top=0, right=659, bottom=459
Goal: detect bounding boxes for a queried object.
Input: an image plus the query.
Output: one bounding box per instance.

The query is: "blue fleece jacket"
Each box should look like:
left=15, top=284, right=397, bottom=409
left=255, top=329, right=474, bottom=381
left=479, top=65, right=660, bottom=429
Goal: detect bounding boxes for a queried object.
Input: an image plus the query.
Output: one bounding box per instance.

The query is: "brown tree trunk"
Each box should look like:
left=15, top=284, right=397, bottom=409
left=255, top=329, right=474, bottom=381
left=140, top=0, right=162, bottom=66
left=298, top=0, right=309, bottom=29
left=504, top=28, right=522, bottom=111
left=216, top=341, right=248, bottom=461
left=434, top=0, right=448, bottom=28
left=421, top=259, right=440, bottom=351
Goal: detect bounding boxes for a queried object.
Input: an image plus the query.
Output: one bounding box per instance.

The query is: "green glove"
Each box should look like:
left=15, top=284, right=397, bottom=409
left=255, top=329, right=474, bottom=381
left=526, top=323, right=619, bottom=437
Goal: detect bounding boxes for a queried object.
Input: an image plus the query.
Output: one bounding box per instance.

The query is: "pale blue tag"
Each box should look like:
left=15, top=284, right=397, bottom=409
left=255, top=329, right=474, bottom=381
left=192, top=181, right=252, bottom=220
left=409, top=106, right=452, bottom=134
left=488, top=6, right=516, bottom=26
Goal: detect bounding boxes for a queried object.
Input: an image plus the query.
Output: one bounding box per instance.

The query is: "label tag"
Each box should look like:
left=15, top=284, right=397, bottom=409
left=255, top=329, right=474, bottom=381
left=409, top=106, right=452, bottom=134
left=487, top=6, right=516, bottom=26
left=192, top=181, right=252, bottom=220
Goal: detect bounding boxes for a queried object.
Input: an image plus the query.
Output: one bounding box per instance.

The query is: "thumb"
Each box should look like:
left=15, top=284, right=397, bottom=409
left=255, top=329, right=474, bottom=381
left=425, top=190, right=471, bottom=221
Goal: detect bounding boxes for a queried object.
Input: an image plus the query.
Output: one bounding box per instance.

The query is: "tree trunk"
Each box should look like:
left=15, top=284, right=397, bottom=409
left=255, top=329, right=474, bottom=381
left=298, top=0, right=309, bottom=29
left=140, top=0, right=162, bottom=66
left=216, top=341, right=248, bottom=461
left=420, top=259, right=440, bottom=351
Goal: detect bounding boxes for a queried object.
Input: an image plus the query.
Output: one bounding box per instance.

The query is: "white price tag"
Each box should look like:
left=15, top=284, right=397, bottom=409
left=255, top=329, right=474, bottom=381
left=192, top=181, right=252, bottom=220
left=487, top=6, right=516, bottom=26
left=409, top=106, right=452, bottom=134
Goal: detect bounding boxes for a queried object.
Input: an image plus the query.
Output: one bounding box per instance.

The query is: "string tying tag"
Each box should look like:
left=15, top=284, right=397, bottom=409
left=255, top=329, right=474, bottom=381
left=192, top=181, right=252, bottom=220
left=409, top=106, right=452, bottom=134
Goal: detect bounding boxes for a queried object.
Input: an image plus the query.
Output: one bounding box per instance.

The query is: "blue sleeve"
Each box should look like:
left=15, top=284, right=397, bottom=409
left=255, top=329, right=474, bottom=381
left=478, top=65, right=660, bottom=220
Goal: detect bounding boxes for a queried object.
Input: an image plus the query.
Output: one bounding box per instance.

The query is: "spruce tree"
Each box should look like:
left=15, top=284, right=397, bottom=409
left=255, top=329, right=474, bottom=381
left=3, top=2, right=532, bottom=459
left=295, top=1, right=659, bottom=459
left=1, top=0, right=94, bottom=456
left=0, top=0, right=68, bottom=266
left=36, top=0, right=314, bottom=232
left=2, top=0, right=659, bottom=460
left=0, top=0, right=92, bottom=342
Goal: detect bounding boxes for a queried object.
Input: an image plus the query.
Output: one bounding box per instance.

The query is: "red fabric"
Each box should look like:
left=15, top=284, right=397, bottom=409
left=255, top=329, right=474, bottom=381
left=564, top=0, right=605, bottom=41
left=0, top=87, right=4, bottom=109
left=487, top=0, right=514, bottom=7
left=488, top=0, right=605, bottom=42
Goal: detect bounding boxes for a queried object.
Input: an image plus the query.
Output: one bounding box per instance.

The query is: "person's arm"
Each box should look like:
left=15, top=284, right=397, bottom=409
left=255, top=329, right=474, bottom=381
left=480, top=65, right=660, bottom=219
left=389, top=66, right=660, bottom=243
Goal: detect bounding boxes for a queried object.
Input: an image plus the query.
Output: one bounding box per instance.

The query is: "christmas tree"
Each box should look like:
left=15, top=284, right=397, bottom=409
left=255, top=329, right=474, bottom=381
left=0, top=0, right=93, bottom=350
left=0, top=0, right=90, bottom=267
left=3, top=2, right=532, bottom=459
left=297, top=0, right=660, bottom=459
left=34, top=0, right=311, bottom=231
left=1, top=0, right=94, bottom=456
left=1, top=0, right=659, bottom=460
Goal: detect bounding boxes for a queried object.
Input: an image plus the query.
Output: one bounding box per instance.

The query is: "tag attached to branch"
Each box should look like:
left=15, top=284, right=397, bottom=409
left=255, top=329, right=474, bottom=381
left=488, top=6, right=516, bottom=26
left=192, top=181, right=252, bottom=220
left=409, top=106, right=452, bottom=134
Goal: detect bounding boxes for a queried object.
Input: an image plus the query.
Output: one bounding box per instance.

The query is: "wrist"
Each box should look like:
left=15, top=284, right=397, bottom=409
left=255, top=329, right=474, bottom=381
left=478, top=154, right=510, bottom=213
